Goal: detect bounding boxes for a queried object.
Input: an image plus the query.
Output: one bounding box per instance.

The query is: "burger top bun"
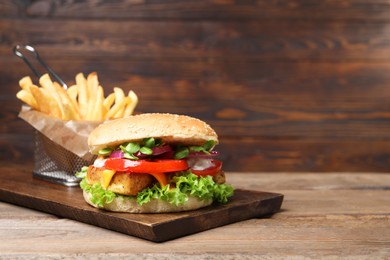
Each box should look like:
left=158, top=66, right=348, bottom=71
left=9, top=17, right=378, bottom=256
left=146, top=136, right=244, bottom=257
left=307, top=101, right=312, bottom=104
left=88, top=113, right=218, bottom=154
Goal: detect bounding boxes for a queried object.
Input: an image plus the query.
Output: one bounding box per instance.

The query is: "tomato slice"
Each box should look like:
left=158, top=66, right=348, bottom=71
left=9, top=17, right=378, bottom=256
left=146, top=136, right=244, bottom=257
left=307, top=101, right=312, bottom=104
left=104, top=158, right=188, bottom=173
left=104, top=158, right=189, bottom=187
left=190, top=159, right=222, bottom=176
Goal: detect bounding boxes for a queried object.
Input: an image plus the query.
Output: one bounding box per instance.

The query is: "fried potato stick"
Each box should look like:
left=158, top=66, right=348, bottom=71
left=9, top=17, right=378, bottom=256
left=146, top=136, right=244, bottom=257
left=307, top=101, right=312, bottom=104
left=76, top=73, right=89, bottom=119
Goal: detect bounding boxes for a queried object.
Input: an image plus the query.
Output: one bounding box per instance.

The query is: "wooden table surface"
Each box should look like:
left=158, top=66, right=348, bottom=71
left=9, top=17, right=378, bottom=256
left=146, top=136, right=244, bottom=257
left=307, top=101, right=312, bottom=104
left=1, top=163, right=389, bottom=259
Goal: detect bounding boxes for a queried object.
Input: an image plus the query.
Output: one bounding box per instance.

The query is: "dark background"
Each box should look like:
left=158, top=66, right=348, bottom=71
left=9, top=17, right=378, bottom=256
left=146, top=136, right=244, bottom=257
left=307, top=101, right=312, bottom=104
left=1, top=0, right=390, bottom=172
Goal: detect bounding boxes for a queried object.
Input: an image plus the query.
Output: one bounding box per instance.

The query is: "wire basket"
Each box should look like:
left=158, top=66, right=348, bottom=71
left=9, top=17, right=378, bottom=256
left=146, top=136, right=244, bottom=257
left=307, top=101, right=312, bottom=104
left=33, top=131, right=95, bottom=186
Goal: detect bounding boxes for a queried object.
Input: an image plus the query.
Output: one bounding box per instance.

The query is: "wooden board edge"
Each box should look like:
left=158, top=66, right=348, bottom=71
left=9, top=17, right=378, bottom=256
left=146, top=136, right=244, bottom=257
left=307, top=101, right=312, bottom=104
left=0, top=189, right=157, bottom=240
left=149, top=191, right=284, bottom=242
left=0, top=187, right=284, bottom=242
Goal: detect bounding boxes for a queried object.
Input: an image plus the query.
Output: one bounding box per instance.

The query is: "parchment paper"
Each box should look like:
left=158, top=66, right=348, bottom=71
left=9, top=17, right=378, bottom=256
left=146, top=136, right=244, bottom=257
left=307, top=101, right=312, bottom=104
left=19, top=106, right=101, bottom=161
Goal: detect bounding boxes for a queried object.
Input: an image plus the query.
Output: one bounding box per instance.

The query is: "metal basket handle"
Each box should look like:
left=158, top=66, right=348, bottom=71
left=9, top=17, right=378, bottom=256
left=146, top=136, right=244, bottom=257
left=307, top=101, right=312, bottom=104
left=13, top=45, right=68, bottom=89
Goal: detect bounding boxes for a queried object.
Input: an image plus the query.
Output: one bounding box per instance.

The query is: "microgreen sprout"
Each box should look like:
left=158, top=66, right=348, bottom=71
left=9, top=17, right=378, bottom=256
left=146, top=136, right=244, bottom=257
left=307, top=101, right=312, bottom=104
left=142, top=137, right=155, bottom=148
left=202, top=140, right=215, bottom=151
left=98, top=147, right=113, bottom=156
left=174, top=147, right=189, bottom=159
left=189, top=140, right=216, bottom=154
left=125, top=142, right=140, bottom=154
left=124, top=152, right=139, bottom=160
left=140, top=146, right=153, bottom=155
left=75, top=166, right=88, bottom=178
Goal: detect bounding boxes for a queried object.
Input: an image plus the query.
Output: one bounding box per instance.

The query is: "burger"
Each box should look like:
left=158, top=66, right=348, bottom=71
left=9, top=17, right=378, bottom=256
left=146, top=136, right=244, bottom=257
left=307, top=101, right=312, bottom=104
left=76, top=113, right=234, bottom=213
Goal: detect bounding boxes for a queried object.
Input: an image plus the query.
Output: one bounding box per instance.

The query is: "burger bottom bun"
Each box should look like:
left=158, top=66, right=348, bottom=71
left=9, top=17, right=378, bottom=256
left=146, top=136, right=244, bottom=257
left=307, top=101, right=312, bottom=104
left=83, top=190, right=213, bottom=213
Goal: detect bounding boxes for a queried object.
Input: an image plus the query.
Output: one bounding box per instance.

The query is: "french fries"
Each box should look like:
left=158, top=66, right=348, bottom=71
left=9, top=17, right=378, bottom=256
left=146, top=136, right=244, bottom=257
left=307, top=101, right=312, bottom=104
left=16, top=72, right=138, bottom=121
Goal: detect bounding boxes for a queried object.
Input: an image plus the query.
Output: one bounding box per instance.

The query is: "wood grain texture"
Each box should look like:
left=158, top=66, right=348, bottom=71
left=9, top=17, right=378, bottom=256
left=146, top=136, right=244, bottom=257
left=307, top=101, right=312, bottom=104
left=3, top=0, right=390, bottom=21
left=0, top=163, right=389, bottom=259
left=0, top=166, right=283, bottom=242
left=2, top=19, right=390, bottom=61
left=1, top=1, right=390, bottom=172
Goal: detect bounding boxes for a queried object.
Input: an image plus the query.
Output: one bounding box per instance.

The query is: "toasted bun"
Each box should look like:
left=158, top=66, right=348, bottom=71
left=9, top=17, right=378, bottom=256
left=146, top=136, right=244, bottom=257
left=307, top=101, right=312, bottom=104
left=88, top=113, right=218, bottom=154
left=83, top=190, right=213, bottom=213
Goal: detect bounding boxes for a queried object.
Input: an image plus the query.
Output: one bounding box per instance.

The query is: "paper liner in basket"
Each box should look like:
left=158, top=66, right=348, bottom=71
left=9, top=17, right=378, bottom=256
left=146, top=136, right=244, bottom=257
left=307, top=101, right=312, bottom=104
left=18, top=106, right=101, bottom=161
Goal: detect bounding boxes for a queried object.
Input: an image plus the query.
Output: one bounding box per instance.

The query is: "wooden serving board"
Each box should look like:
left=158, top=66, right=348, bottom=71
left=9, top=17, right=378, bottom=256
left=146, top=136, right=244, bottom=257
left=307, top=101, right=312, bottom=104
left=0, top=168, right=283, bottom=242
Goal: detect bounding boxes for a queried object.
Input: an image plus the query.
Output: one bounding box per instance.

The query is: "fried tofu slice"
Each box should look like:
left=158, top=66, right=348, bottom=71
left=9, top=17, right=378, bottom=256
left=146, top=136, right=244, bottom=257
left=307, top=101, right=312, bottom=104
left=86, top=166, right=154, bottom=196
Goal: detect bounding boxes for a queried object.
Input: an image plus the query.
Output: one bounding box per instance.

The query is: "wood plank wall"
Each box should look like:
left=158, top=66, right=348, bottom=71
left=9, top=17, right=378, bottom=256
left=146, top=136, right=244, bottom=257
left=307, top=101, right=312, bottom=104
left=1, top=0, right=390, bottom=172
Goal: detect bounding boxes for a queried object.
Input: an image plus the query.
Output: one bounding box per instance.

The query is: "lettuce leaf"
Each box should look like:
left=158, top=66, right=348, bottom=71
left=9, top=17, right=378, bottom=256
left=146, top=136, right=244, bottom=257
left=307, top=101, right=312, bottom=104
left=78, top=171, right=234, bottom=207
left=80, top=178, right=116, bottom=207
